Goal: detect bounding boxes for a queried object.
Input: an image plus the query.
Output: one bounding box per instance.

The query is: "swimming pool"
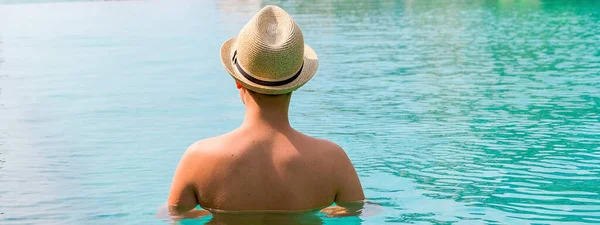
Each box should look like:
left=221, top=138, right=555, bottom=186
left=0, top=0, right=599, bottom=224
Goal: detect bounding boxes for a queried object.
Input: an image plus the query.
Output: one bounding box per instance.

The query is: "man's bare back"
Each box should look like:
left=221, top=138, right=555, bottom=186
left=168, top=123, right=364, bottom=213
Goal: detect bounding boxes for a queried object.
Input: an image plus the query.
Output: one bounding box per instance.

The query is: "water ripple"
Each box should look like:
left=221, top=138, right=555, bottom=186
left=1, top=0, right=600, bottom=224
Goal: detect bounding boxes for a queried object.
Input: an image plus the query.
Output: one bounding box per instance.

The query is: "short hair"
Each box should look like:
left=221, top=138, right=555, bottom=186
left=247, top=88, right=291, bottom=97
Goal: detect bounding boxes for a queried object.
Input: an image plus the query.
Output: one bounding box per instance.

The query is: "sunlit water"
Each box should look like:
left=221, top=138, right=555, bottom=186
left=1, top=0, right=600, bottom=224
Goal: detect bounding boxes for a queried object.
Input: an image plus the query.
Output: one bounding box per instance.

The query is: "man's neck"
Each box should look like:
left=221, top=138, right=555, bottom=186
left=241, top=101, right=292, bottom=131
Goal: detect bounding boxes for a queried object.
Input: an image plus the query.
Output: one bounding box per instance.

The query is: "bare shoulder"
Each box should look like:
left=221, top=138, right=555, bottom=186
left=303, top=135, right=363, bottom=201
left=178, top=134, right=233, bottom=166
left=295, top=133, right=352, bottom=165
left=169, top=136, right=230, bottom=211
left=302, top=137, right=364, bottom=202
left=174, top=134, right=234, bottom=188
left=310, top=136, right=349, bottom=158
left=186, top=137, right=218, bottom=153
left=174, top=138, right=214, bottom=171
left=185, top=132, right=235, bottom=155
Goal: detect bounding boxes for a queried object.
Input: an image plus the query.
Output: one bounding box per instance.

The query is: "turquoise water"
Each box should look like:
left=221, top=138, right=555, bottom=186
left=1, top=0, right=600, bottom=224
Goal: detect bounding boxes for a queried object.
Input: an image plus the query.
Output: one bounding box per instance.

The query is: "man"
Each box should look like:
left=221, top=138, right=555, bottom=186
left=167, top=5, right=364, bottom=218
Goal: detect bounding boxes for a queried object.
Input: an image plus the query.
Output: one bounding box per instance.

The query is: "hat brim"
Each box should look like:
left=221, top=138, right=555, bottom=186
left=220, top=37, right=319, bottom=95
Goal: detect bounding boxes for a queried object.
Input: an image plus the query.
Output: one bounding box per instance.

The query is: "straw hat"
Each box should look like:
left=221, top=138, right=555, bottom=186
left=220, top=5, right=318, bottom=95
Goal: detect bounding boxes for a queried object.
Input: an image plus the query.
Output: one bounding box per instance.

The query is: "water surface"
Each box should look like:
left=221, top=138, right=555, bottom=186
left=1, top=0, right=600, bottom=224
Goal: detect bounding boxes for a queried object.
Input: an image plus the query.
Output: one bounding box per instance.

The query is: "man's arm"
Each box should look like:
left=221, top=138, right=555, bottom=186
left=321, top=143, right=365, bottom=217
left=167, top=148, right=201, bottom=216
left=334, top=144, right=365, bottom=203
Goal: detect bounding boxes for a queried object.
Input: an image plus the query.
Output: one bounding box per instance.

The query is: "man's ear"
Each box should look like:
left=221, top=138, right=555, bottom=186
left=236, top=81, right=243, bottom=89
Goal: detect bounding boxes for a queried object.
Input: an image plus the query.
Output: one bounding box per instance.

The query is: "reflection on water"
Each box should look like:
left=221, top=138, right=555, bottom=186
left=0, top=0, right=599, bottom=224
left=177, top=212, right=325, bottom=225
left=175, top=210, right=368, bottom=225
left=156, top=203, right=380, bottom=225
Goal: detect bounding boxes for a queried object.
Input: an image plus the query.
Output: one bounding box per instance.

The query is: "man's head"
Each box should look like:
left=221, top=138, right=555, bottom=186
left=220, top=5, right=318, bottom=95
